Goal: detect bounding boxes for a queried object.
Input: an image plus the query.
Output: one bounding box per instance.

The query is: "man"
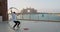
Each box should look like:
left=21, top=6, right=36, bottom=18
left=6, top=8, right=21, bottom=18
left=11, top=11, right=20, bottom=29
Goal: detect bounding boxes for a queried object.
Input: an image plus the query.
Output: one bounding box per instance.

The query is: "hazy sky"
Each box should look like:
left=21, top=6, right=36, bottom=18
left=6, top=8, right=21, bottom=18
left=8, top=0, right=60, bottom=13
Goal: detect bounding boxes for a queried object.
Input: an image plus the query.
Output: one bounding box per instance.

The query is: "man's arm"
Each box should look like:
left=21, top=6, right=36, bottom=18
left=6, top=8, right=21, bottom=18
left=16, top=13, right=20, bottom=16
left=11, top=10, right=12, bottom=13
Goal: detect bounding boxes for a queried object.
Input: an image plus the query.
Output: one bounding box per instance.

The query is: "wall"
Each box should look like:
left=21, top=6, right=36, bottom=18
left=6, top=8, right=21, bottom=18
left=0, top=0, right=8, bottom=21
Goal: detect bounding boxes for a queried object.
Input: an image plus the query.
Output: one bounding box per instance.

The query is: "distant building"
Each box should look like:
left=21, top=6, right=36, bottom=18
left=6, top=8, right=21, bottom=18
left=21, top=8, right=37, bottom=13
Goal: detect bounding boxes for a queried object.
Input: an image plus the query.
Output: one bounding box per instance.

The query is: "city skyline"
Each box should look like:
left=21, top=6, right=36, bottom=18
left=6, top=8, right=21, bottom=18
left=8, top=0, right=60, bottom=13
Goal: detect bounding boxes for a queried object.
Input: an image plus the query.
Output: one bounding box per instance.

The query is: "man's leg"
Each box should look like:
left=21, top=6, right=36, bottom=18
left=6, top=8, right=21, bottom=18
left=13, top=21, right=17, bottom=28
left=17, top=21, right=20, bottom=28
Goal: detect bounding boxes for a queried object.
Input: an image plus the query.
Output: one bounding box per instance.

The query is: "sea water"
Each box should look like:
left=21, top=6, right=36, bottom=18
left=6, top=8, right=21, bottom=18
left=8, top=14, right=60, bottom=21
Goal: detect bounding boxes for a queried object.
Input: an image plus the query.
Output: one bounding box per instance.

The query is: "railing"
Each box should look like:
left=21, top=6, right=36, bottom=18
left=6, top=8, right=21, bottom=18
left=8, top=13, right=60, bottom=21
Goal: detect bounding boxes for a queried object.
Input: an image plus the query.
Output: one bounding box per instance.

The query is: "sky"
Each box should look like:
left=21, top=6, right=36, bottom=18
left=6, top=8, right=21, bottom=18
left=8, top=0, right=60, bottom=13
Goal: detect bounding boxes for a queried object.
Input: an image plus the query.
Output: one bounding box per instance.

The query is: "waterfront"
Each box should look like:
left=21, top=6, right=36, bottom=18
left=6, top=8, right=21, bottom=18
left=9, top=13, right=60, bottom=21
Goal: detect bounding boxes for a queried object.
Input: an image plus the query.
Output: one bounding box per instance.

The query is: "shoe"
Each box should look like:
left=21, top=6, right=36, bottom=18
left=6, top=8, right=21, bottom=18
left=17, top=26, right=20, bottom=28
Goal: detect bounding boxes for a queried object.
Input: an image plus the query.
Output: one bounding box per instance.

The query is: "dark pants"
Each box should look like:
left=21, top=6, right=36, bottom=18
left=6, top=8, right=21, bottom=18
left=13, top=21, right=20, bottom=28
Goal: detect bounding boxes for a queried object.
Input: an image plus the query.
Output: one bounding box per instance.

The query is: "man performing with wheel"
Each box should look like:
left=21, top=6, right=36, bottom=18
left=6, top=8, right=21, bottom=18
left=11, top=11, right=20, bottom=30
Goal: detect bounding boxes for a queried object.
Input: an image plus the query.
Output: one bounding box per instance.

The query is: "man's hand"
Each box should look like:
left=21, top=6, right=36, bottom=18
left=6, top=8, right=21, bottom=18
left=11, top=10, right=12, bottom=13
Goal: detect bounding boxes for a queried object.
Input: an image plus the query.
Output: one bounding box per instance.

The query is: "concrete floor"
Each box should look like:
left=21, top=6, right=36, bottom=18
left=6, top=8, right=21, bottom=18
left=0, top=22, right=14, bottom=32
left=0, top=20, right=60, bottom=32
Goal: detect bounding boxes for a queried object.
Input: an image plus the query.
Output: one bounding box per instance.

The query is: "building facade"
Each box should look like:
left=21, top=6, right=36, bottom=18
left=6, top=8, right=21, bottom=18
left=21, top=8, right=37, bottom=13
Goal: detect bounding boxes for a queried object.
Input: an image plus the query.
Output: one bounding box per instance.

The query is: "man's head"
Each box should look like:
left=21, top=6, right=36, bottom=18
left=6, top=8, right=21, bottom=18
left=13, top=12, right=16, bottom=14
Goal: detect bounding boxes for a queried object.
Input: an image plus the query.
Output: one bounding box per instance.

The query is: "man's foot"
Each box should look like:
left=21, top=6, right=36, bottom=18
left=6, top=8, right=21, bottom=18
left=17, top=26, right=20, bottom=28
left=12, top=27, right=15, bottom=30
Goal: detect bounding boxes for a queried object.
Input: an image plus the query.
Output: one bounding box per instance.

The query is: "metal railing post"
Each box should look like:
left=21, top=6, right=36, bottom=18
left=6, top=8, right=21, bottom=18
left=29, top=14, right=31, bottom=20
left=22, top=14, right=23, bottom=19
left=38, top=14, right=39, bottom=20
